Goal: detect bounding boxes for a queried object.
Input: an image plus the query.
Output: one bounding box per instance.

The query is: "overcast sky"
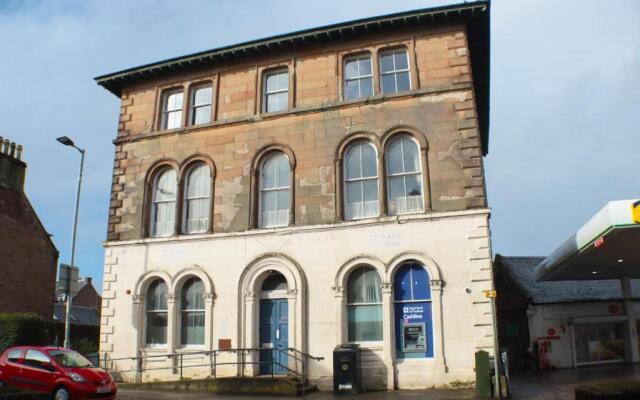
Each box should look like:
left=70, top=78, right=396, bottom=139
left=1, top=0, right=638, bottom=293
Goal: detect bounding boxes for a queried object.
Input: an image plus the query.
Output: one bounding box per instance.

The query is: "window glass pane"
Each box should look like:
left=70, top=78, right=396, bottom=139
left=155, top=169, right=177, bottom=201
left=402, top=138, right=420, bottom=172
left=394, top=51, right=409, bottom=70
left=345, top=79, right=359, bottom=100
left=276, top=155, right=289, bottom=188
left=193, top=86, right=212, bottom=106
left=262, top=191, right=276, bottom=214
left=361, top=143, right=377, bottom=178
left=186, top=165, right=210, bottom=198
left=410, top=265, right=430, bottom=300
left=262, top=156, right=277, bottom=189
left=181, top=312, right=204, bottom=345
left=277, top=189, right=290, bottom=211
left=166, top=110, right=182, bottom=129
left=388, top=176, right=405, bottom=200
left=360, top=77, right=373, bottom=97
left=380, top=53, right=394, bottom=73
left=359, top=57, right=372, bottom=76
left=363, top=180, right=378, bottom=202
left=393, top=265, right=413, bottom=301
left=276, top=91, right=288, bottom=111
left=193, top=106, right=211, bottom=125
left=266, top=73, right=279, bottom=92
left=345, top=59, right=358, bottom=79
left=167, top=92, right=183, bottom=111
left=147, top=280, right=168, bottom=311
left=396, top=71, right=411, bottom=92
left=348, top=305, right=382, bottom=342
left=345, top=181, right=362, bottom=206
left=146, top=312, right=167, bottom=345
left=386, top=139, right=403, bottom=174
left=181, top=278, right=204, bottom=311
left=345, top=146, right=362, bottom=180
left=381, top=74, right=396, bottom=94
left=347, top=267, right=381, bottom=303
left=405, top=174, right=422, bottom=197
left=262, top=273, right=288, bottom=291
left=277, top=72, right=288, bottom=91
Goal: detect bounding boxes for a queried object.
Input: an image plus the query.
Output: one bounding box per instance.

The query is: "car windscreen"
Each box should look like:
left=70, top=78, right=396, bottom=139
left=49, top=350, right=94, bottom=368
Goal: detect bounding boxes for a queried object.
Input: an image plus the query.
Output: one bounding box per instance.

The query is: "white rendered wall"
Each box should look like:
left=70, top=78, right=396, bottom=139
left=100, top=209, right=494, bottom=389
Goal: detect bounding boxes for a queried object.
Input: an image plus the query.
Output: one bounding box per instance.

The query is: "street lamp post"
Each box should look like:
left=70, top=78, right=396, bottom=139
left=57, top=136, right=85, bottom=349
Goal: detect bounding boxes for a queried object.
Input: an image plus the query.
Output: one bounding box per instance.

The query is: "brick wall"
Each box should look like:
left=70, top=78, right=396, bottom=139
left=106, top=24, right=487, bottom=241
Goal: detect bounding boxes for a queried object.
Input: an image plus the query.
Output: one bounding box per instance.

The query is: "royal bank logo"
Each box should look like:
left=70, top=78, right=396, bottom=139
left=633, top=200, right=640, bottom=224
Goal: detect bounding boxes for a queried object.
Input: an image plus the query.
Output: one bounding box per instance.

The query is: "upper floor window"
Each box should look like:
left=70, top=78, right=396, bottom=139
left=259, top=152, right=290, bottom=228
left=347, top=266, right=382, bottom=342
left=386, top=136, right=423, bottom=215
left=146, top=279, right=168, bottom=345
left=190, top=85, right=213, bottom=125
left=344, top=142, right=379, bottom=220
left=180, top=278, right=205, bottom=346
left=379, top=49, right=410, bottom=94
left=151, top=168, right=177, bottom=237
left=344, top=54, right=373, bottom=100
left=161, top=90, right=184, bottom=130
left=183, top=163, right=211, bottom=234
left=263, top=69, right=289, bottom=113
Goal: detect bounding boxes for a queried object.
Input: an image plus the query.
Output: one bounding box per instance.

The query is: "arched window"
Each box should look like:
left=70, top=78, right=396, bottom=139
left=145, top=280, right=168, bottom=345
left=151, top=168, right=177, bottom=237
left=346, top=266, right=382, bottom=342
left=344, top=142, right=379, bottom=220
left=180, top=278, right=205, bottom=346
left=261, top=273, right=288, bottom=291
left=259, top=152, right=290, bottom=228
left=385, top=136, right=423, bottom=215
left=182, top=163, right=211, bottom=234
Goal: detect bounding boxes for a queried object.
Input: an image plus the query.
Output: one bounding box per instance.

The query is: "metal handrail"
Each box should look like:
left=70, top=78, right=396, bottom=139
left=99, top=347, right=323, bottom=385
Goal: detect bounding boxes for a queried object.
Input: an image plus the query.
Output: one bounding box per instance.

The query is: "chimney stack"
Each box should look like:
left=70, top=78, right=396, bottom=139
left=0, top=137, right=27, bottom=192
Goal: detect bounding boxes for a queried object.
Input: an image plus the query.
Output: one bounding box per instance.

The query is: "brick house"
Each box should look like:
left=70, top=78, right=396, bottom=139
left=0, top=138, right=58, bottom=320
left=95, top=2, right=492, bottom=389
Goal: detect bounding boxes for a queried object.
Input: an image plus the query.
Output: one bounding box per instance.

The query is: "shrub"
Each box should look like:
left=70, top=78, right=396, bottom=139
left=0, top=313, right=48, bottom=353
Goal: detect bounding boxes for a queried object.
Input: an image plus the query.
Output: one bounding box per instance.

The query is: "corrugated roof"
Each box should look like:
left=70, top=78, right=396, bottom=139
left=496, top=255, right=640, bottom=304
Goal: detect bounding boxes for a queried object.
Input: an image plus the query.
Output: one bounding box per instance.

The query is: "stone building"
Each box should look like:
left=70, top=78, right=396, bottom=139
left=0, top=138, right=58, bottom=320
left=95, top=1, right=492, bottom=389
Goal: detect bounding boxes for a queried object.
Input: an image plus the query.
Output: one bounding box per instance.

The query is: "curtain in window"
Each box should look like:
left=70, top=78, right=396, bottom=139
left=183, top=163, right=211, bottom=234
left=146, top=280, right=168, bottom=345
left=264, top=70, right=288, bottom=112
left=152, top=168, right=177, bottom=237
left=260, top=153, right=290, bottom=228
left=344, top=142, right=379, bottom=220
left=347, top=267, right=382, bottom=342
left=191, top=86, right=212, bottom=125
left=163, top=91, right=183, bottom=129
left=180, top=278, right=205, bottom=345
left=386, top=136, right=424, bottom=215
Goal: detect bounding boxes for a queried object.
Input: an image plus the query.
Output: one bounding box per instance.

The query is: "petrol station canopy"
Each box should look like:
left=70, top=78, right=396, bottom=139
left=535, top=199, right=640, bottom=281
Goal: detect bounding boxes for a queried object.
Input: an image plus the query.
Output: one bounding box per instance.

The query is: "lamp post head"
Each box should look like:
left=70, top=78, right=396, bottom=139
left=56, top=136, right=75, bottom=147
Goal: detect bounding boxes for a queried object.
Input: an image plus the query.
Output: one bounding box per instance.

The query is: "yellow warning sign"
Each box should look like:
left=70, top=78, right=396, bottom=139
left=632, top=201, right=640, bottom=224
left=483, top=290, right=497, bottom=298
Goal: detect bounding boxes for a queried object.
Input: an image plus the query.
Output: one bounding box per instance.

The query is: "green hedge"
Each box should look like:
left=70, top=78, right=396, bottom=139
left=0, top=313, right=48, bottom=353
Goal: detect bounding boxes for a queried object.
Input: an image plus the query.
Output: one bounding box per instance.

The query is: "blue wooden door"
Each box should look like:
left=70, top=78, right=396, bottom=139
left=259, top=299, right=289, bottom=375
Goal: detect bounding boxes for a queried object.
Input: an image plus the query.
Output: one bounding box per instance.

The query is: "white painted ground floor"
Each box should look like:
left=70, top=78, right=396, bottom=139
left=99, top=209, right=495, bottom=390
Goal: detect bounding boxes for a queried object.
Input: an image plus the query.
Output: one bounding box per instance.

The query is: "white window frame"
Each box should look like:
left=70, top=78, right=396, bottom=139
left=258, top=153, right=290, bottom=228
left=182, top=163, right=211, bottom=234
left=385, top=135, right=424, bottom=215
left=379, top=49, right=411, bottom=94
left=189, top=84, right=213, bottom=126
left=343, top=142, right=380, bottom=220
left=161, top=89, right=184, bottom=130
left=150, top=168, right=177, bottom=238
left=262, top=69, right=289, bottom=113
left=343, top=54, right=374, bottom=100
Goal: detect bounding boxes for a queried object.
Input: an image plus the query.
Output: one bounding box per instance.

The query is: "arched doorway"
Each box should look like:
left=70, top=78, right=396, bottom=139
left=259, top=272, right=289, bottom=375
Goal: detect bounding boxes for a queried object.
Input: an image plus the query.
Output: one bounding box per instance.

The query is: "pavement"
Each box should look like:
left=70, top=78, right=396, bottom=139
left=116, top=363, right=640, bottom=399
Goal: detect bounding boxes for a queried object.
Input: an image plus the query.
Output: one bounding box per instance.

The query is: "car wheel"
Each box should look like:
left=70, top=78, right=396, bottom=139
left=53, top=386, right=70, bottom=400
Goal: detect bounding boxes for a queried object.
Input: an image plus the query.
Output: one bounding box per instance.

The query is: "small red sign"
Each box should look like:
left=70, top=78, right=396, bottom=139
left=594, top=237, right=604, bottom=248
left=547, top=328, right=556, bottom=336
left=608, top=304, right=619, bottom=314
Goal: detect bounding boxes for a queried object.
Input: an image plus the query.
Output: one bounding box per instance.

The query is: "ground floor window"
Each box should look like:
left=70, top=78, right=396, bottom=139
left=574, top=322, right=626, bottom=364
left=347, top=266, right=383, bottom=342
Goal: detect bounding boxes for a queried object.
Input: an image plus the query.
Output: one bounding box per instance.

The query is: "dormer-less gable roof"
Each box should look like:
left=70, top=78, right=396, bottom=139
left=94, top=1, right=491, bottom=154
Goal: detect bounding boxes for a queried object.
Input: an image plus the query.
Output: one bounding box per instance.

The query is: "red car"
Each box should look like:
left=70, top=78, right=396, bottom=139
left=0, top=346, right=117, bottom=400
